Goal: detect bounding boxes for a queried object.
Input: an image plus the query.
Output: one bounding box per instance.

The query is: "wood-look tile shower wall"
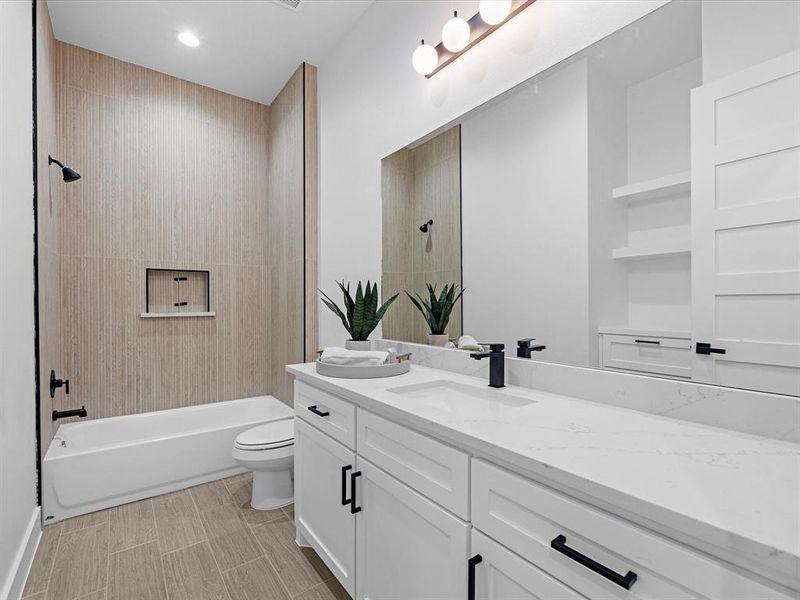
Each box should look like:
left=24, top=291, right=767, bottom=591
left=53, top=43, right=308, bottom=423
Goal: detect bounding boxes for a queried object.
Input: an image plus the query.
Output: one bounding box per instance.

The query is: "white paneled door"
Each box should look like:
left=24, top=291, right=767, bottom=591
left=691, top=50, right=800, bottom=395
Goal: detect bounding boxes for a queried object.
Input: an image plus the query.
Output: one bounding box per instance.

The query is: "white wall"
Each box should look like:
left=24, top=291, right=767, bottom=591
left=0, top=1, right=40, bottom=598
left=461, top=59, right=589, bottom=365
left=702, top=0, right=800, bottom=84
left=318, top=0, right=669, bottom=347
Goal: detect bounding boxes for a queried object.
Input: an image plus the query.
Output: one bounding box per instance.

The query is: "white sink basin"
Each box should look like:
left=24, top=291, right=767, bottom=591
left=388, top=380, right=536, bottom=410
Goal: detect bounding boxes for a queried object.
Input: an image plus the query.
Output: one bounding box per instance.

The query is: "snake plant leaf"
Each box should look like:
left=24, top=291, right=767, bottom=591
left=406, top=282, right=465, bottom=336
left=321, top=280, right=399, bottom=341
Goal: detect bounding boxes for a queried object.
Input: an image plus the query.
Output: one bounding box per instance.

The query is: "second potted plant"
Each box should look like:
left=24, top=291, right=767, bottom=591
left=321, top=280, right=399, bottom=350
left=406, top=283, right=465, bottom=347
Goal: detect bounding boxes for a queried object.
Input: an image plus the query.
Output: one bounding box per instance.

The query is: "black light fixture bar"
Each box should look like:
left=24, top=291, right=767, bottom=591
left=426, top=0, right=536, bottom=79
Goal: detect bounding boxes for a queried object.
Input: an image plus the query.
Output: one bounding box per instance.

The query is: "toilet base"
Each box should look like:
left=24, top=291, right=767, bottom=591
left=251, top=469, right=294, bottom=510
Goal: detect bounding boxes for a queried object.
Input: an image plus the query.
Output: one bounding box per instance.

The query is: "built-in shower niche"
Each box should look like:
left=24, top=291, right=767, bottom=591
left=141, top=268, right=213, bottom=318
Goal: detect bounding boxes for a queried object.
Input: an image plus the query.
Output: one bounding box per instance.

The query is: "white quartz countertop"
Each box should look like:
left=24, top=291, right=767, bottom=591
left=287, top=362, right=800, bottom=587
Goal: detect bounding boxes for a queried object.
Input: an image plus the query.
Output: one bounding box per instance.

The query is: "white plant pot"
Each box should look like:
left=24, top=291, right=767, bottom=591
left=427, top=334, right=449, bottom=347
left=345, top=340, right=373, bottom=351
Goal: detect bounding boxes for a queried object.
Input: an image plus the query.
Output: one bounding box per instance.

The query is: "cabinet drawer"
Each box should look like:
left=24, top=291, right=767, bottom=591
left=295, top=380, right=356, bottom=450
left=472, top=459, right=792, bottom=600
left=601, top=334, right=691, bottom=378
left=356, top=409, right=469, bottom=519
left=471, top=529, right=586, bottom=600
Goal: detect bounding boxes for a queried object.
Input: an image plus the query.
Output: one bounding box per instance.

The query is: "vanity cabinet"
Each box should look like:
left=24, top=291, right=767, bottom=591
left=599, top=332, right=692, bottom=378
left=355, top=457, right=468, bottom=600
left=294, top=418, right=356, bottom=596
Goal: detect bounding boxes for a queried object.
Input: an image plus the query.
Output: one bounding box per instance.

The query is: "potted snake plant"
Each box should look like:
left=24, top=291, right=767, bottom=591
left=406, top=283, right=465, bottom=346
left=321, top=280, right=399, bottom=350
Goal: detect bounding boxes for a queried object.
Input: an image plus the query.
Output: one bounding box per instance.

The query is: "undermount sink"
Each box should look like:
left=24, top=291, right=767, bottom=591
left=387, top=380, right=536, bottom=409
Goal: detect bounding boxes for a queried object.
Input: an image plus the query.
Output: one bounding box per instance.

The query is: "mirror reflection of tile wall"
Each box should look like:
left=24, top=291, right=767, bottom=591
left=382, top=126, right=462, bottom=344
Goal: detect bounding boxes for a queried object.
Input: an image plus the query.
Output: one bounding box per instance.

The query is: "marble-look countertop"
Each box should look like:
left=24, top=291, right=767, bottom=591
left=287, top=362, right=800, bottom=589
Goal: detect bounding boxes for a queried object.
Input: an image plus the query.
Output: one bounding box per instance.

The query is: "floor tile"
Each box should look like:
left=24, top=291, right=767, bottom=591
left=281, top=504, right=295, bottom=521
left=251, top=516, right=332, bottom=597
left=294, top=579, right=350, bottom=600
left=222, top=557, right=290, bottom=600
left=47, top=522, right=108, bottom=600
left=23, top=593, right=46, bottom=600
left=190, top=480, right=234, bottom=513
left=107, top=541, right=166, bottom=600
left=22, top=523, right=62, bottom=597
left=77, top=590, right=107, bottom=600
left=197, top=503, right=261, bottom=571
left=61, top=509, right=110, bottom=534
left=108, top=499, right=156, bottom=554
left=161, top=542, right=229, bottom=600
left=225, top=474, right=285, bottom=525
left=152, top=490, right=206, bottom=553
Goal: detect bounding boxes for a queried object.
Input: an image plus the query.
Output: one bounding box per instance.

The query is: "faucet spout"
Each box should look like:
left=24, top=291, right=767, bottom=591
left=470, top=344, right=505, bottom=388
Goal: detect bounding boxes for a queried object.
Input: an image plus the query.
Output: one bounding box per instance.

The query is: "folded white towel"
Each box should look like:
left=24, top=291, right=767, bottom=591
left=319, top=347, right=391, bottom=367
left=457, top=335, right=483, bottom=351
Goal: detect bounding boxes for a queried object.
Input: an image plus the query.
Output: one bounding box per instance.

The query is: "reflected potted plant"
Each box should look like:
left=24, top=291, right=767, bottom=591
left=406, top=283, right=465, bottom=347
left=321, top=280, right=399, bottom=350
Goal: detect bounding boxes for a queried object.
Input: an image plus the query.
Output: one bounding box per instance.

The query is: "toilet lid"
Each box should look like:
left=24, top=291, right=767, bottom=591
left=235, top=419, right=294, bottom=450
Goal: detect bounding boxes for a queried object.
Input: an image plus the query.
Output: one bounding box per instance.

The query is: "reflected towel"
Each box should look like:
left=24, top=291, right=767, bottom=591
left=319, top=347, right=391, bottom=366
left=457, top=335, right=483, bottom=351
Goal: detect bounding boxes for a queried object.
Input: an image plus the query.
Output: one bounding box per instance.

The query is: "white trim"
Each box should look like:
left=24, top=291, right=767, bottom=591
left=2, top=507, right=41, bottom=600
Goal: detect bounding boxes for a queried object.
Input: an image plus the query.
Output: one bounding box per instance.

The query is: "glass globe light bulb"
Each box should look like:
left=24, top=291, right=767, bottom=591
left=412, top=40, right=438, bottom=76
left=479, top=0, right=512, bottom=25
left=441, top=11, right=470, bottom=52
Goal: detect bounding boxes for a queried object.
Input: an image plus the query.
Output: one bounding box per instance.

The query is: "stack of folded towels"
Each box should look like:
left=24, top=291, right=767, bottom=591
left=319, top=347, right=393, bottom=366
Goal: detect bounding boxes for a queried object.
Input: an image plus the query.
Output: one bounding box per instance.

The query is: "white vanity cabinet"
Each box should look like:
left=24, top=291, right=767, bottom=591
left=294, top=382, right=469, bottom=600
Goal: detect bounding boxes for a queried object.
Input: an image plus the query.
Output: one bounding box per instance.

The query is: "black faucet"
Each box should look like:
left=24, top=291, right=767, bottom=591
left=517, top=338, right=546, bottom=358
left=470, top=343, right=505, bottom=388
left=52, top=406, right=87, bottom=421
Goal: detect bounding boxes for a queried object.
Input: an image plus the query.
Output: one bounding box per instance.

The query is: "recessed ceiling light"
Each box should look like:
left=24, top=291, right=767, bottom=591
left=177, top=31, right=200, bottom=47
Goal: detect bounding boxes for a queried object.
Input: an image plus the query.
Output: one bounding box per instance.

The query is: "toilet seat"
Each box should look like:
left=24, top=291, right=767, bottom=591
left=234, top=419, right=294, bottom=451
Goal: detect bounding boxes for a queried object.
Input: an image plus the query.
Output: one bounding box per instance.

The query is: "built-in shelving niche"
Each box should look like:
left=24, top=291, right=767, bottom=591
left=141, top=268, right=214, bottom=318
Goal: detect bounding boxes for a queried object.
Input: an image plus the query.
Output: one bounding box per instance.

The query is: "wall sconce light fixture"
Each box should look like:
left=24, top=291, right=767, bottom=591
left=412, top=0, right=535, bottom=78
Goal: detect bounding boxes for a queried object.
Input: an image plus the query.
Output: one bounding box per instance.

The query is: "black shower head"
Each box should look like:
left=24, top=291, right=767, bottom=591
left=48, top=155, right=81, bottom=183
left=419, top=219, right=433, bottom=233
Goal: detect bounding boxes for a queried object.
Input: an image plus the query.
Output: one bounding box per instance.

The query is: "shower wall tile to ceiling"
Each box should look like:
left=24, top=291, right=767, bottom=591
left=55, top=42, right=274, bottom=420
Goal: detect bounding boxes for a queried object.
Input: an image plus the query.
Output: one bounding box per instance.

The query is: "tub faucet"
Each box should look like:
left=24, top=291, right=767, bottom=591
left=52, top=406, right=87, bottom=421
left=470, top=343, right=505, bottom=388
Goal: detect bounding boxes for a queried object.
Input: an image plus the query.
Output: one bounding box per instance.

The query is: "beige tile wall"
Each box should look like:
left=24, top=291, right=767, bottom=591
left=382, top=126, right=462, bottom=344
left=54, top=43, right=276, bottom=420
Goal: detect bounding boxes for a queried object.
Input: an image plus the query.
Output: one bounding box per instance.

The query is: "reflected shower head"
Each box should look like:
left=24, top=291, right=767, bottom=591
left=419, top=219, right=433, bottom=233
left=48, top=155, right=81, bottom=183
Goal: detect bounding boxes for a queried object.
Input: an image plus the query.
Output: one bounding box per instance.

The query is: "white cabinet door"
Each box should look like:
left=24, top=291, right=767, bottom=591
left=691, top=50, right=800, bottom=395
left=295, top=418, right=356, bottom=597
left=355, top=457, right=469, bottom=600
left=471, top=530, right=586, bottom=600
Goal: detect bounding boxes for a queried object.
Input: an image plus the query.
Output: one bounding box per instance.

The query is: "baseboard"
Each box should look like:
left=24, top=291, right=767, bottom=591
left=1, top=508, right=41, bottom=600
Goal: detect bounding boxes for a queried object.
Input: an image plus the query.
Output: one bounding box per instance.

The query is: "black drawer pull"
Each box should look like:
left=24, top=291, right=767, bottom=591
left=341, top=465, right=352, bottom=506
left=634, top=339, right=660, bottom=345
left=174, top=301, right=188, bottom=307
left=173, top=276, right=188, bottom=281
left=307, top=405, right=330, bottom=417
left=350, top=471, right=362, bottom=514
left=467, top=554, right=482, bottom=600
left=551, top=534, right=637, bottom=590
left=696, top=342, right=726, bottom=355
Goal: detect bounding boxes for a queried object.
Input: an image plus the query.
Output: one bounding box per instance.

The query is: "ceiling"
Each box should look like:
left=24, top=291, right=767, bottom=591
left=47, top=0, right=373, bottom=104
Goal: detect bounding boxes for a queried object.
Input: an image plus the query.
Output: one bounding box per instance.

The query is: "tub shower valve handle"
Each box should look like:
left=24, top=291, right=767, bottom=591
left=49, top=369, right=70, bottom=398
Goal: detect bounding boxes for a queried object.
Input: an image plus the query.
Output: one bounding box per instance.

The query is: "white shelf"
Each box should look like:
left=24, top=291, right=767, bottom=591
left=612, top=171, right=691, bottom=203
left=612, top=241, right=690, bottom=260
left=140, top=312, right=216, bottom=319
left=598, top=326, right=691, bottom=339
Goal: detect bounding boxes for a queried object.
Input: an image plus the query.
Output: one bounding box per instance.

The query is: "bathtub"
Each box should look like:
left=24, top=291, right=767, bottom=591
left=42, top=395, right=293, bottom=523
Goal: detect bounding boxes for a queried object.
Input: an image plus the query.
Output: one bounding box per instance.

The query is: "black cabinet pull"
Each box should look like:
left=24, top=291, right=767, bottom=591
left=550, top=535, right=637, bottom=590
left=341, top=465, right=353, bottom=506
left=634, top=339, right=660, bottom=345
left=467, top=554, right=482, bottom=600
left=696, top=342, right=726, bottom=355
left=174, top=301, right=188, bottom=307
left=350, top=471, right=362, bottom=514
left=307, top=405, right=330, bottom=417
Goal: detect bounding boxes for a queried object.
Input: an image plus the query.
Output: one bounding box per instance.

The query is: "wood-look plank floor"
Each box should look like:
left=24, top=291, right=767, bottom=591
left=23, top=474, right=349, bottom=600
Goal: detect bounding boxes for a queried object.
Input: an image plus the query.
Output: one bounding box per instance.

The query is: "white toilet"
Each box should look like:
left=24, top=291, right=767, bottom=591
left=232, top=418, right=294, bottom=510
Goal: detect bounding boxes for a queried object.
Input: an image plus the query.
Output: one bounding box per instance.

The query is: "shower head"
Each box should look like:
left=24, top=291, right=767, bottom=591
left=419, top=219, right=433, bottom=233
left=48, top=155, right=81, bottom=183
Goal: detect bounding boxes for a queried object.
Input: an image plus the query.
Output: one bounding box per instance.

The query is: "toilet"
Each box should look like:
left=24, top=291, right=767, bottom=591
left=232, top=418, right=294, bottom=510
